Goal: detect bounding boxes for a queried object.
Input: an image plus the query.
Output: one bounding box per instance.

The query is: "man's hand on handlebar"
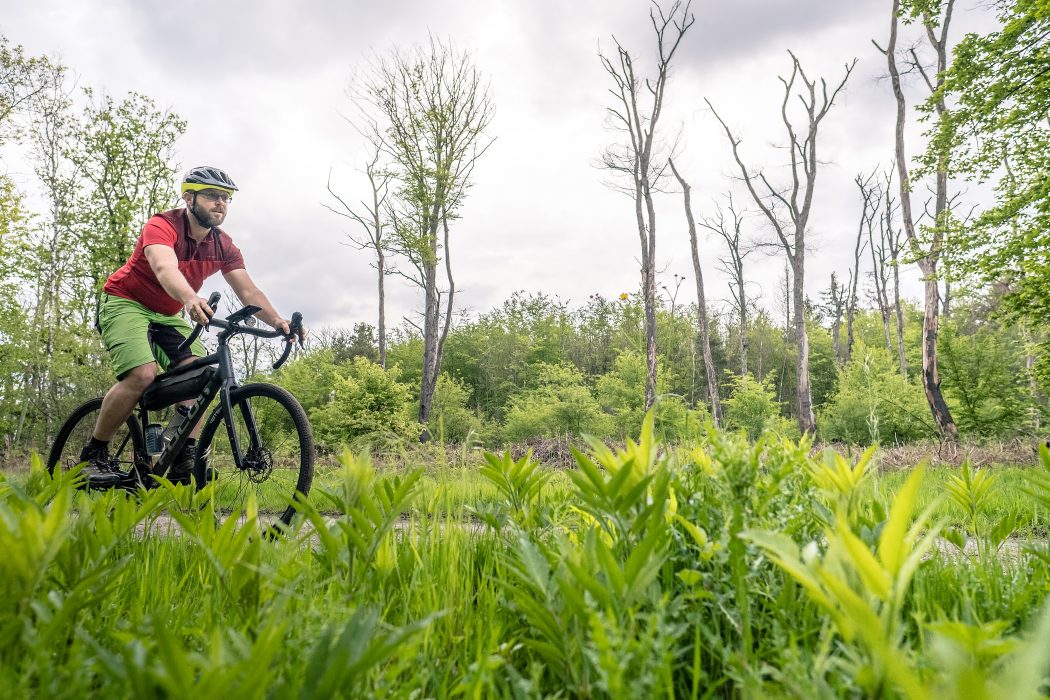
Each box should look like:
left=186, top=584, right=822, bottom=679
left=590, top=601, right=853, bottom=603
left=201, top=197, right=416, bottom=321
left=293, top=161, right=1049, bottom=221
left=183, top=295, right=215, bottom=325
left=273, top=316, right=306, bottom=346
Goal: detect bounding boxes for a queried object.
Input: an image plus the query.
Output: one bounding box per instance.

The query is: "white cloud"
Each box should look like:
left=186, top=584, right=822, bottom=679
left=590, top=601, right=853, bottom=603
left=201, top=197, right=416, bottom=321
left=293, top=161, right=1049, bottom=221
left=1, top=0, right=997, bottom=330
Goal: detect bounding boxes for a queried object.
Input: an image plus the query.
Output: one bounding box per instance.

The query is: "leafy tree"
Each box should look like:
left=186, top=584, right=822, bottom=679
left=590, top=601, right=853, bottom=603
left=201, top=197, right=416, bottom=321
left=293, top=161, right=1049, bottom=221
left=271, top=349, right=344, bottom=417
left=0, top=35, right=59, bottom=143
left=429, top=374, right=480, bottom=444
left=927, top=0, right=1050, bottom=372
left=939, top=300, right=1035, bottom=436
left=311, top=357, right=413, bottom=448
left=70, top=90, right=185, bottom=292
left=502, top=363, right=608, bottom=442
left=819, top=344, right=933, bottom=444
left=596, top=351, right=650, bottom=440
left=359, top=36, right=494, bottom=432
left=722, top=372, right=796, bottom=442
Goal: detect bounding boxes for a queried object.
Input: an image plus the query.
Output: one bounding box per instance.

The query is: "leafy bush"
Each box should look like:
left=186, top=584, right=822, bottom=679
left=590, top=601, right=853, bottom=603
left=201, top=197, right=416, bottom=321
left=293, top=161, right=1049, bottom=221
left=594, top=350, right=704, bottom=441
left=940, top=321, right=1035, bottom=436
left=819, top=343, right=933, bottom=444
left=502, top=362, right=609, bottom=441
left=429, top=374, right=481, bottom=444
left=722, top=372, right=796, bottom=440
left=596, top=350, right=648, bottom=438
left=310, top=357, right=414, bottom=448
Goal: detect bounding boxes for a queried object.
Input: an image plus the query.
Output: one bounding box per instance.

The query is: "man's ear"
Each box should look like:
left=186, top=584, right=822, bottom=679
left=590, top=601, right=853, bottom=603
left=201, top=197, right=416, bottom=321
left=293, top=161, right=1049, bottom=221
left=182, top=191, right=193, bottom=207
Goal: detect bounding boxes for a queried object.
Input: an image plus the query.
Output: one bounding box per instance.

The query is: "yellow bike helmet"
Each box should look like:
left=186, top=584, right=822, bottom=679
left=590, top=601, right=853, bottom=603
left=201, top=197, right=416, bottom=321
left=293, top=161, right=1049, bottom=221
left=181, top=166, right=238, bottom=195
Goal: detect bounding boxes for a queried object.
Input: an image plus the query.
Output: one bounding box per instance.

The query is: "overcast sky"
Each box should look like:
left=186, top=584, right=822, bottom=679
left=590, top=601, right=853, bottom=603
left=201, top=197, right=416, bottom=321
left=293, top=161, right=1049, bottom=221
left=2, top=0, right=998, bottom=333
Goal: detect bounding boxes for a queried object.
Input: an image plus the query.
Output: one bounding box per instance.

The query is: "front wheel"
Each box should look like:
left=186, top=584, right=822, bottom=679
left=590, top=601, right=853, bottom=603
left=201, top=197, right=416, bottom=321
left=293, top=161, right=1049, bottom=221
left=194, top=383, right=314, bottom=530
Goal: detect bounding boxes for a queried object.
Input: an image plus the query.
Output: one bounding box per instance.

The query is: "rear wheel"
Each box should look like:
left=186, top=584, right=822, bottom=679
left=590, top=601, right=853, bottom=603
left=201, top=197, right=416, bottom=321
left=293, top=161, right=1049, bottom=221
left=46, top=398, right=146, bottom=483
left=194, top=383, right=314, bottom=531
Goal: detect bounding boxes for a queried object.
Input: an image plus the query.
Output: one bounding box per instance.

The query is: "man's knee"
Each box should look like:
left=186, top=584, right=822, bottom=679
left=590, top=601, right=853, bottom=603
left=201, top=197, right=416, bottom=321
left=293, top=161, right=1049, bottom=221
left=120, top=363, right=158, bottom=393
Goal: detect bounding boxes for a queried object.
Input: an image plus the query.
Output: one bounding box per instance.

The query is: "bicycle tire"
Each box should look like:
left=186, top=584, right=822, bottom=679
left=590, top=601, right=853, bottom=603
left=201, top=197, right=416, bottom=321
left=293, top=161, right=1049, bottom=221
left=193, top=383, right=314, bottom=530
left=46, top=398, right=146, bottom=480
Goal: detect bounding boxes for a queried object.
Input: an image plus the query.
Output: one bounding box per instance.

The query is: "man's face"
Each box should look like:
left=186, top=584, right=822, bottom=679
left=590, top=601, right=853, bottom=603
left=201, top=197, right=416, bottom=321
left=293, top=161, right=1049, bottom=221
left=185, top=188, right=230, bottom=228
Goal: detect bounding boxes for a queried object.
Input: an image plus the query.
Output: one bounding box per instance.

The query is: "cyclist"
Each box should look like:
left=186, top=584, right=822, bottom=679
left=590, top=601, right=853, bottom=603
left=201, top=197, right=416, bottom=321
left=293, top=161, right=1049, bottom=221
left=81, top=166, right=303, bottom=487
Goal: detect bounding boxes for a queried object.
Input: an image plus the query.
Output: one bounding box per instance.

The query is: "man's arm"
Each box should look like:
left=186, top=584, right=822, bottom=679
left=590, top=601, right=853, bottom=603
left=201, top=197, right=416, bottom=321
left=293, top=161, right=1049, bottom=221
left=143, top=244, right=214, bottom=324
left=223, top=268, right=301, bottom=341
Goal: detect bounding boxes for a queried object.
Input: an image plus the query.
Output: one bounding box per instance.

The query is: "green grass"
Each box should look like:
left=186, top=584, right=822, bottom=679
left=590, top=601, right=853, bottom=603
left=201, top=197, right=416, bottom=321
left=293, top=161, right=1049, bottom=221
left=1, top=428, right=1049, bottom=697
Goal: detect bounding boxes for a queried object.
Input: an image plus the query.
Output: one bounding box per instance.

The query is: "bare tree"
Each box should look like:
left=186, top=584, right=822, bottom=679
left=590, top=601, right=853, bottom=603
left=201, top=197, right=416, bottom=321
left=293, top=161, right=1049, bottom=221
left=699, top=193, right=752, bottom=375
left=869, top=211, right=893, bottom=353
left=847, top=171, right=877, bottom=362
left=325, top=142, right=394, bottom=367
left=879, top=169, right=909, bottom=376
left=823, top=272, right=848, bottom=362
left=599, top=0, right=695, bottom=411
left=359, top=38, right=493, bottom=435
left=708, top=52, right=856, bottom=434
left=669, top=158, right=721, bottom=424
left=874, top=0, right=958, bottom=438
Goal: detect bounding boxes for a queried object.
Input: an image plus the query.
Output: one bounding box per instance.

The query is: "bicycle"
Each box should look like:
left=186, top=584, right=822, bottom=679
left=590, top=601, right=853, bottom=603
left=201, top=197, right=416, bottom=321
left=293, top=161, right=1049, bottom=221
left=46, top=292, right=314, bottom=530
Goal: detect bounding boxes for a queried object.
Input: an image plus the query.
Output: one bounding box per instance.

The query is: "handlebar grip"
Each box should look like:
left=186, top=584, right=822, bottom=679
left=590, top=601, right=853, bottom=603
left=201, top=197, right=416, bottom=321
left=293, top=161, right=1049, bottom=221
left=177, top=292, right=222, bottom=352
left=272, top=312, right=303, bottom=370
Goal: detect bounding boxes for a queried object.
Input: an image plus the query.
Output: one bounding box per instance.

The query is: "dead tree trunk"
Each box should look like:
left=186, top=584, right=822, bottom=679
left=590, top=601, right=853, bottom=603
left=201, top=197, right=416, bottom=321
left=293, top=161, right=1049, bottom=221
left=847, top=171, right=876, bottom=362
left=669, top=158, right=722, bottom=425
left=859, top=173, right=893, bottom=352
left=700, top=194, right=751, bottom=376
left=876, top=0, right=958, bottom=438
left=825, top=272, right=847, bottom=362
left=325, top=145, right=393, bottom=367
left=600, top=0, right=695, bottom=411
left=708, top=52, right=855, bottom=435
left=883, top=170, right=908, bottom=376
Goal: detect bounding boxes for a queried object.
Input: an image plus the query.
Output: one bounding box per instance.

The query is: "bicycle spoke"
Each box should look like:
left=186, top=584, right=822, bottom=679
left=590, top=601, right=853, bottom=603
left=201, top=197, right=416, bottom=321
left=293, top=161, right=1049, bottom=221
left=196, top=384, right=313, bottom=532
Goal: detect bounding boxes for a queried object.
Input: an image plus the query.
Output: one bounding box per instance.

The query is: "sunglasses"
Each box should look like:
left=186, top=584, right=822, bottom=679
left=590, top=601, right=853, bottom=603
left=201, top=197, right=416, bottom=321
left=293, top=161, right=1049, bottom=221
left=196, top=190, right=233, bottom=203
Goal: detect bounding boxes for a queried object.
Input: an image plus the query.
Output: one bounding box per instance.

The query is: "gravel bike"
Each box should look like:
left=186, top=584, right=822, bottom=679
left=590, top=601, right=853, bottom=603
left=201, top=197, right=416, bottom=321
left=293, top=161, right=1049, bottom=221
left=46, top=292, right=313, bottom=529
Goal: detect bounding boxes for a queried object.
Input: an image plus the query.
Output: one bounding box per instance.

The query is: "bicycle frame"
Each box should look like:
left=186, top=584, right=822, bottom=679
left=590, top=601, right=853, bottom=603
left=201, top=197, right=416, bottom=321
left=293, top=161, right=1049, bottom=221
left=141, top=344, right=240, bottom=477
left=136, top=304, right=301, bottom=480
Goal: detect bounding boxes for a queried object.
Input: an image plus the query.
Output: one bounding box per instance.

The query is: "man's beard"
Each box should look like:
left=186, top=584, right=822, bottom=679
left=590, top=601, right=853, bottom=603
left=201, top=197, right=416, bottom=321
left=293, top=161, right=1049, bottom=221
left=190, top=198, right=224, bottom=228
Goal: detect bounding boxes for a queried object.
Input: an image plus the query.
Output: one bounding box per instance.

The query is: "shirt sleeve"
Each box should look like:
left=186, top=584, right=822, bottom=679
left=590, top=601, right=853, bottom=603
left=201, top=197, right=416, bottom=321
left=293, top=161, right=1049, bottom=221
left=221, top=237, right=246, bottom=273
left=140, top=217, right=178, bottom=248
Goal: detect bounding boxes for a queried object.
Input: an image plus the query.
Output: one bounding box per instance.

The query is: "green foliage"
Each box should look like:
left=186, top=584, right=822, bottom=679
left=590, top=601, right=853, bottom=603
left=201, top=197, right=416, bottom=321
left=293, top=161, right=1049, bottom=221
left=70, top=89, right=185, bottom=290
left=722, top=372, right=796, bottom=441
left=502, top=362, right=609, bottom=441
left=939, top=312, right=1035, bottom=436
left=310, top=357, right=413, bottom=448
left=929, top=1, right=1050, bottom=338
left=429, top=373, right=480, bottom=444
left=596, top=350, right=648, bottom=439
left=1, top=423, right=1049, bottom=696
left=820, top=343, right=933, bottom=444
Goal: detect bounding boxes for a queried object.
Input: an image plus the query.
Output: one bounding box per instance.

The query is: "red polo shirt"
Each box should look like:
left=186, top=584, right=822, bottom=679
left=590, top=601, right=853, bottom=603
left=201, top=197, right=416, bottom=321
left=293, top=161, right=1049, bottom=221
left=104, top=208, right=246, bottom=316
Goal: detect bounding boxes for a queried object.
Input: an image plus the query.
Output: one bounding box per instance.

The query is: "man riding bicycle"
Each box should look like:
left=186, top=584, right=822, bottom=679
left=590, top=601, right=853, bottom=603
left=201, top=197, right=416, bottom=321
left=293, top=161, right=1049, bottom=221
left=81, top=166, right=303, bottom=487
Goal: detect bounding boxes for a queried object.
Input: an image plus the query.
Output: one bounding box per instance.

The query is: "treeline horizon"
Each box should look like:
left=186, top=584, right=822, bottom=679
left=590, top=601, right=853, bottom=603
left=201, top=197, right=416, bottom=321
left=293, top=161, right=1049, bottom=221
left=271, top=282, right=1040, bottom=450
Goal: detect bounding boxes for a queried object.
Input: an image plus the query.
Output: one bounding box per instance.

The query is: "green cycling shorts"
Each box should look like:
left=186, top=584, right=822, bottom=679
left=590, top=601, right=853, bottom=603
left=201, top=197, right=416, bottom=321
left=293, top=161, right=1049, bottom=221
left=98, top=293, right=206, bottom=378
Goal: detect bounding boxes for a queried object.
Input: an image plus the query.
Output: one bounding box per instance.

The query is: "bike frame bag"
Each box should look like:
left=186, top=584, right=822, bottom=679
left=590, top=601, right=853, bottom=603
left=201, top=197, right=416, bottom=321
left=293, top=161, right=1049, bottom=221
left=140, top=365, right=215, bottom=410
